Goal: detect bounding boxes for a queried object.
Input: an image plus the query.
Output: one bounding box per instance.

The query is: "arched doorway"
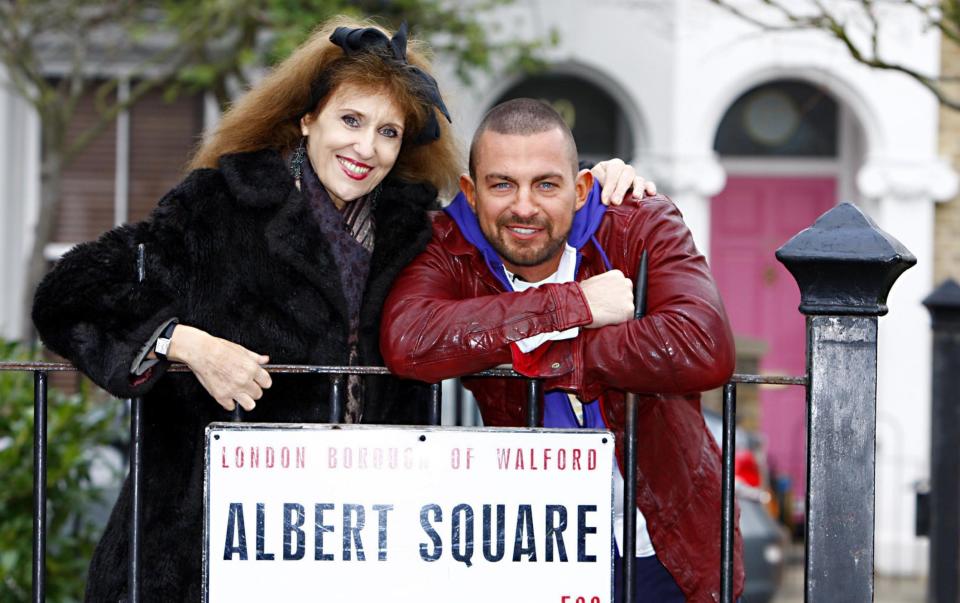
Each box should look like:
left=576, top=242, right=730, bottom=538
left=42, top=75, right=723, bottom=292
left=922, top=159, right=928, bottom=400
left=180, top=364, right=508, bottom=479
left=710, top=79, right=864, bottom=524
left=493, top=73, right=635, bottom=164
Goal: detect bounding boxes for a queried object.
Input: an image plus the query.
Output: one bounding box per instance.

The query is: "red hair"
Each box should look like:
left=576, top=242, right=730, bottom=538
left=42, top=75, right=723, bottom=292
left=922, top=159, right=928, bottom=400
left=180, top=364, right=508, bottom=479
left=189, top=16, right=461, bottom=196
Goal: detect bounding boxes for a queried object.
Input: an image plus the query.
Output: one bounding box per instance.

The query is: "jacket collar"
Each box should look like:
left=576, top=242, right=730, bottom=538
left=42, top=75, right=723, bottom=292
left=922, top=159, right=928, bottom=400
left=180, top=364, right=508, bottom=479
left=360, top=178, right=438, bottom=327
left=219, top=149, right=295, bottom=208
left=219, top=148, right=438, bottom=328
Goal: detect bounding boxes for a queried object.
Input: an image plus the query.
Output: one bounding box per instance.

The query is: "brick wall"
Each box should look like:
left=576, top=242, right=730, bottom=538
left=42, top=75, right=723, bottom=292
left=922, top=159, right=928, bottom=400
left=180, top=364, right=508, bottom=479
left=937, top=39, right=960, bottom=284
left=55, top=86, right=202, bottom=244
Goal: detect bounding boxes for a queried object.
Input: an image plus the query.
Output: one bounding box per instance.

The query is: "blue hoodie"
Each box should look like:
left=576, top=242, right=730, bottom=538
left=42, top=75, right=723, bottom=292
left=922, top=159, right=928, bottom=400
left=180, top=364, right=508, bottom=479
left=443, top=182, right=612, bottom=430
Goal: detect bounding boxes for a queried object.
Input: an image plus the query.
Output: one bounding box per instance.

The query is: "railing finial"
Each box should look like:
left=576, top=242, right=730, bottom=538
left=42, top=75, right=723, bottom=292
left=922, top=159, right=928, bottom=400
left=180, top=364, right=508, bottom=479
left=776, top=202, right=915, bottom=316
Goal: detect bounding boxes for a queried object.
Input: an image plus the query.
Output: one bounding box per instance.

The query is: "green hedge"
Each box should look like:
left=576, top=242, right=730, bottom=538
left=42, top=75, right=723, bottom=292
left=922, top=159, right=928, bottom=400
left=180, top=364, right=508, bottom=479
left=0, top=342, right=124, bottom=603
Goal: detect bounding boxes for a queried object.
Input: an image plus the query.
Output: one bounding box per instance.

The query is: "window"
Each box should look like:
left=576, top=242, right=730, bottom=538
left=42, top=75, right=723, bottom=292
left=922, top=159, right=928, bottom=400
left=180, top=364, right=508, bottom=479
left=714, top=80, right=838, bottom=157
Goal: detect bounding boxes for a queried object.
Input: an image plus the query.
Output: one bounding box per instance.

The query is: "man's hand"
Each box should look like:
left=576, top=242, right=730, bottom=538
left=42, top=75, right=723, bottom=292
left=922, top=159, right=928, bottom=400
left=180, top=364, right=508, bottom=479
left=167, top=325, right=272, bottom=411
left=579, top=270, right=635, bottom=328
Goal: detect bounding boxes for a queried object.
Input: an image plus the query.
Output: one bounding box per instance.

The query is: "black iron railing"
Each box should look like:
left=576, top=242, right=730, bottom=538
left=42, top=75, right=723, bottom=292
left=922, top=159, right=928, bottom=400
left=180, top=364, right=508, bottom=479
left=4, top=360, right=802, bottom=603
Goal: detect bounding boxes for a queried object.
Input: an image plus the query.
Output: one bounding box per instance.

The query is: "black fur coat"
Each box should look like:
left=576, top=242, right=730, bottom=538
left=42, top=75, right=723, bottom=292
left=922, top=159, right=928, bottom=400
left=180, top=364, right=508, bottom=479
left=32, top=149, right=438, bottom=601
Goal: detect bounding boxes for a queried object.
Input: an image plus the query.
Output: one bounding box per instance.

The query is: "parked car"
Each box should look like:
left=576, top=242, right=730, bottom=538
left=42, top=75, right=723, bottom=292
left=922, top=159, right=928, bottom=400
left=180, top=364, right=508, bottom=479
left=703, top=409, right=787, bottom=603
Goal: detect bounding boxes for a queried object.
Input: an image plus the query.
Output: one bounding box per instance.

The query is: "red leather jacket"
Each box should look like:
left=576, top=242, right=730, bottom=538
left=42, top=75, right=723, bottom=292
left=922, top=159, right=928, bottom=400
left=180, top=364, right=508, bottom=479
left=382, top=195, right=744, bottom=602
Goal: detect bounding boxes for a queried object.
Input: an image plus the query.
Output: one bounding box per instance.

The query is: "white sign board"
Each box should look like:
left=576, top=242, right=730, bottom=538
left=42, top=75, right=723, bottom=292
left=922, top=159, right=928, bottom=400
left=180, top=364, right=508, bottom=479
left=204, top=423, right=614, bottom=602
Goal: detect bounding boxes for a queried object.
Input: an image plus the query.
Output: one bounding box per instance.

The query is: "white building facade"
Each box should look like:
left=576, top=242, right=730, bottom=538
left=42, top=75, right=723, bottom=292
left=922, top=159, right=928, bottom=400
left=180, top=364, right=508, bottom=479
left=0, top=68, right=40, bottom=341
left=1, top=0, right=954, bottom=577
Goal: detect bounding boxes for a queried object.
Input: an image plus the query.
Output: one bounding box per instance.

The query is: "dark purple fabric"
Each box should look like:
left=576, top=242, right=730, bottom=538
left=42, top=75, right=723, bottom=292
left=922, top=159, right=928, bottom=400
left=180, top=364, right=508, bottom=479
left=301, top=157, right=372, bottom=331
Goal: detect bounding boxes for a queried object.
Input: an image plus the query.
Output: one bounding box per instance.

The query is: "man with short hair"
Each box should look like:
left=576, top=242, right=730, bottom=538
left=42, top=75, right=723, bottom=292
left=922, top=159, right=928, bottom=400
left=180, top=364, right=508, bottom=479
left=382, top=98, right=743, bottom=602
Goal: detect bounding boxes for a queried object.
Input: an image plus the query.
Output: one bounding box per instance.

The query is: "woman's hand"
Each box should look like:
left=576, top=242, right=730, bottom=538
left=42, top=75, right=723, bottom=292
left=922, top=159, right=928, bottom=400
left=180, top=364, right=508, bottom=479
left=167, top=325, right=272, bottom=412
left=591, top=158, right=657, bottom=206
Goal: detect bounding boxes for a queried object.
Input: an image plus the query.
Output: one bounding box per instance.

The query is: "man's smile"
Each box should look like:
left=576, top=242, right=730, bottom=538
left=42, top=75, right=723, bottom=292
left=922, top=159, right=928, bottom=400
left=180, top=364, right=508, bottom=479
left=504, top=224, right=545, bottom=240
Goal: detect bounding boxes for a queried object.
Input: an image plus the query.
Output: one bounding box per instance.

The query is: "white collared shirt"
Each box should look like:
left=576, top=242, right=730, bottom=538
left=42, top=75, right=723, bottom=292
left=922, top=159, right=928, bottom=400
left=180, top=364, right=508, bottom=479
left=504, top=244, right=580, bottom=353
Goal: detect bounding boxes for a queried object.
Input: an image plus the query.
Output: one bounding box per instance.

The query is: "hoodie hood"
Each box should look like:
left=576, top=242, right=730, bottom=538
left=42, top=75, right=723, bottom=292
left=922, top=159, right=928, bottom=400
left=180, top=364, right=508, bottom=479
left=444, top=180, right=611, bottom=288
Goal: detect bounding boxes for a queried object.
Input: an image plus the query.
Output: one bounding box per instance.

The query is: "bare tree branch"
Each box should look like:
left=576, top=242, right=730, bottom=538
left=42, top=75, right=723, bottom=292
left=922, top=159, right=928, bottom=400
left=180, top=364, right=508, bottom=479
left=709, top=0, right=960, bottom=110
left=861, top=0, right=882, bottom=59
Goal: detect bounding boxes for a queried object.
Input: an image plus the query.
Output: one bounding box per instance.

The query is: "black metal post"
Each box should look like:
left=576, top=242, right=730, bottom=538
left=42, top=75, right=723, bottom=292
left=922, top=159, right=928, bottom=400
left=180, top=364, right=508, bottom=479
left=776, top=203, right=915, bottom=602
left=621, top=392, right=638, bottom=601
left=923, top=279, right=960, bottom=603
left=525, top=379, right=541, bottom=427
left=128, top=243, right=146, bottom=603
left=129, top=397, right=144, bottom=603
left=454, top=378, right=464, bottom=426
left=428, top=383, right=442, bottom=426
left=720, top=382, right=737, bottom=603
left=32, top=371, right=47, bottom=603
left=328, top=374, right=345, bottom=424
left=621, top=249, right=648, bottom=602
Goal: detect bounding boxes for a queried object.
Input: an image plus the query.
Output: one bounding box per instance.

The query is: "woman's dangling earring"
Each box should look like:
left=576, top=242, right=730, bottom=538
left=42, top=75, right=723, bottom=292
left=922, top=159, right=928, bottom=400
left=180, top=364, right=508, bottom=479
left=290, top=137, right=306, bottom=185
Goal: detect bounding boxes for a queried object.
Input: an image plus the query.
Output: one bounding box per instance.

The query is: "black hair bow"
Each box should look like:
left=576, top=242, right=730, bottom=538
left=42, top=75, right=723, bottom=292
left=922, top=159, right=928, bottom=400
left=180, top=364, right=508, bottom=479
left=330, top=22, right=452, bottom=144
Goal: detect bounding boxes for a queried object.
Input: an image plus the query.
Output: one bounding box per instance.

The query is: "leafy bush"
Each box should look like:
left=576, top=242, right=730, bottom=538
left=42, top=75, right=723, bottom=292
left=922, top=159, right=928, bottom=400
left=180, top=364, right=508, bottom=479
left=0, top=341, right=124, bottom=603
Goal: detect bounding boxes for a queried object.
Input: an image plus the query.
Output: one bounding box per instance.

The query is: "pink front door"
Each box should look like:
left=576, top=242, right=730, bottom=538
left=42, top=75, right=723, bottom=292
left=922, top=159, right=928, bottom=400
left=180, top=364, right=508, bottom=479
left=710, top=176, right=836, bottom=504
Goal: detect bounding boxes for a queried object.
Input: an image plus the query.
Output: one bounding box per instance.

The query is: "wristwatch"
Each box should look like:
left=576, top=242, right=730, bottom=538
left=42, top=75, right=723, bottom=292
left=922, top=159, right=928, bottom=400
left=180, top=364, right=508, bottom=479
left=154, top=322, right=178, bottom=360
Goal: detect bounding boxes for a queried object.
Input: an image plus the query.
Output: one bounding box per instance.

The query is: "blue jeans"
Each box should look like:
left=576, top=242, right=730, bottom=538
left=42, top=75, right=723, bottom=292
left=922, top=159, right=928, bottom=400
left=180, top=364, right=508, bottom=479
left=613, top=551, right=686, bottom=603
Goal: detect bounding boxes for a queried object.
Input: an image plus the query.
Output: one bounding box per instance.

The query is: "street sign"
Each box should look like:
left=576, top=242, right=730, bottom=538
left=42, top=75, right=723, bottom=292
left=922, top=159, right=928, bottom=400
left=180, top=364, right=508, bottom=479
left=204, top=423, right=614, bottom=602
